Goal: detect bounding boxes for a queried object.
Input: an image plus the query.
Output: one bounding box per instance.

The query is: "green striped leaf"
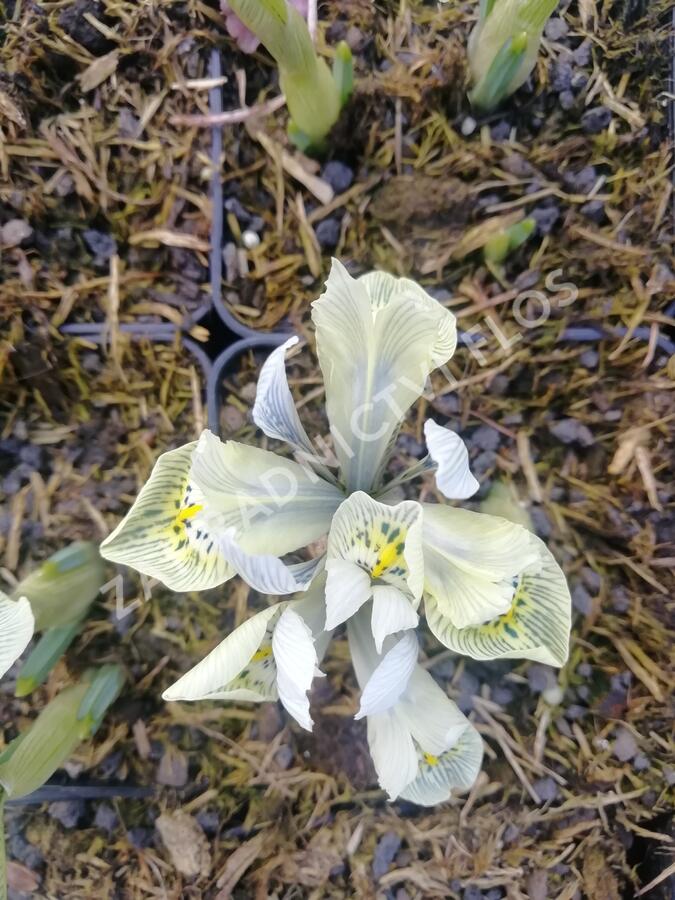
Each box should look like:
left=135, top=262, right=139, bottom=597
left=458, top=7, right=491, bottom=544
left=0, top=684, right=89, bottom=800
left=15, top=620, right=82, bottom=697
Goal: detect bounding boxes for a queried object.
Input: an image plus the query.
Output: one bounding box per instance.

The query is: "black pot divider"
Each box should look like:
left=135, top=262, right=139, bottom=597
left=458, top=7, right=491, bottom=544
left=6, top=783, right=153, bottom=806
left=58, top=49, right=290, bottom=435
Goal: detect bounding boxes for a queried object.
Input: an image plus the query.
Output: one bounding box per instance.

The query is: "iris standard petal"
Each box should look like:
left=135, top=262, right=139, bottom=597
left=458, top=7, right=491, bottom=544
left=354, top=630, right=418, bottom=719
left=252, top=336, right=316, bottom=457
left=423, top=420, right=479, bottom=500
left=273, top=606, right=323, bottom=730
left=325, top=558, right=372, bottom=630
left=370, top=584, right=419, bottom=654
left=311, top=260, right=457, bottom=492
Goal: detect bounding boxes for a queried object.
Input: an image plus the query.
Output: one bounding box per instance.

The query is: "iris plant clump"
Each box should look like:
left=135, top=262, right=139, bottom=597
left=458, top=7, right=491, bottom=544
left=468, top=0, right=559, bottom=111
left=100, top=261, right=572, bottom=805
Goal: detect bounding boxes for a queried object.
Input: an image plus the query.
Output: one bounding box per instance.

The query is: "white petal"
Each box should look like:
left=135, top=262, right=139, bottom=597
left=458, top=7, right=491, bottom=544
left=311, top=260, right=457, bottom=492
left=219, top=528, right=301, bottom=595
left=366, top=711, right=418, bottom=800
left=100, top=442, right=234, bottom=592
left=163, top=604, right=282, bottom=702
left=422, top=504, right=540, bottom=628
left=399, top=722, right=484, bottom=807
left=398, top=667, right=471, bottom=756
left=0, top=594, right=34, bottom=679
left=355, top=630, right=418, bottom=719
left=325, top=559, right=372, bottom=630
left=423, top=420, right=479, bottom=500
left=371, top=585, right=419, bottom=653
left=252, top=336, right=315, bottom=455
left=327, top=492, right=424, bottom=600
left=273, top=606, right=322, bottom=731
left=425, top=531, right=571, bottom=666
left=191, top=430, right=343, bottom=557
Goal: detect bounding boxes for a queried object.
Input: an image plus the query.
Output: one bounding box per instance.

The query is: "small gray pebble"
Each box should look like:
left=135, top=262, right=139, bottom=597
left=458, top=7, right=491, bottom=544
left=612, top=588, right=630, bottom=614
left=533, top=776, right=560, bottom=803
left=573, top=40, right=592, bottom=66
left=581, top=106, right=612, bottom=135
left=551, top=60, right=573, bottom=92
left=471, top=425, right=501, bottom=452
left=83, top=229, right=117, bottom=260
left=581, top=200, right=606, bottom=223
left=530, top=507, right=552, bottom=539
left=577, top=662, right=592, bottom=677
left=463, top=886, right=483, bottom=900
left=372, top=831, right=402, bottom=879
left=503, top=823, right=520, bottom=843
left=633, top=753, right=650, bottom=772
left=565, top=704, right=588, bottom=721
left=579, top=349, right=599, bottom=368
left=321, top=160, right=354, bottom=194
left=490, top=120, right=512, bottom=142
left=545, top=17, right=569, bottom=40
left=315, top=217, right=341, bottom=249
left=457, top=670, right=480, bottom=713
left=572, top=584, right=593, bottom=616
left=94, top=803, right=119, bottom=833
left=528, top=664, right=557, bottom=694
left=549, top=418, right=594, bottom=447
left=492, top=686, right=514, bottom=706
left=531, top=204, right=560, bottom=235
left=613, top=727, right=639, bottom=761
left=48, top=799, right=85, bottom=829
left=274, top=745, right=294, bottom=770
left=564, top=165, right=598, bottom=194
left=472, top=450, right=496, bottom=476
left=559, top=90, right=575, bottom=110
left=582, top=568, right=602, bottom=592
left=571, top=71, right=588, bottom=91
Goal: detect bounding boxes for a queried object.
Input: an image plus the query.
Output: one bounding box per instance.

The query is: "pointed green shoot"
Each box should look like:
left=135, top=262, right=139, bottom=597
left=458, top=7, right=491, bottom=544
left=77, top=664, right=125, bottom=737
left=13, top=541, right=105, bottom=631
left=483, top=216, right=536, bottom=263
left=469, top=31, right=528, bottom=111
left=0, top=683, right=89, bottom=800
left=226, top=0, right=343, bottom=144
left=333, top=41, right=354, bottom=108
left=15, top=620, right=83, bottom=697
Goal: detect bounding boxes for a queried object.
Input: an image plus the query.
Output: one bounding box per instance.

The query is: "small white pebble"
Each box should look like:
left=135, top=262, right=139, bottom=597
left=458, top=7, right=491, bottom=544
left=242, top=229, right=260, bottom=249
left=542, top=684, right=564, bottom=706
left=461, top=116, right=477, bottom=136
